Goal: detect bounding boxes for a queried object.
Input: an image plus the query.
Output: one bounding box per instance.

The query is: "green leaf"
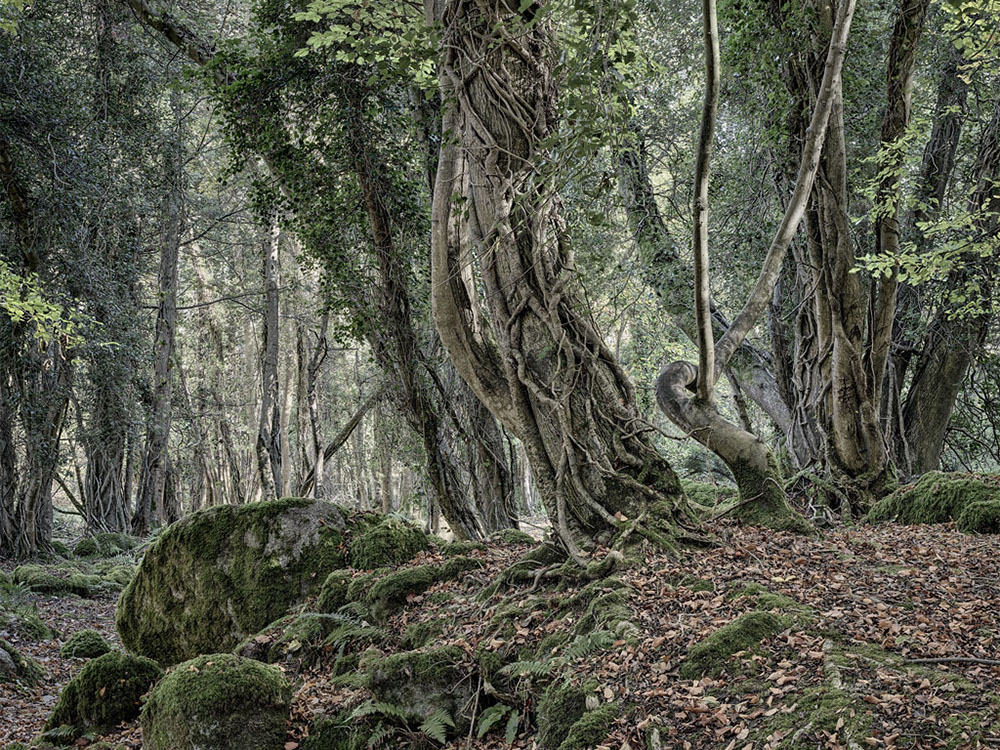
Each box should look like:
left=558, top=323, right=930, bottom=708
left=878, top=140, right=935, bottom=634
left=504, top=710, right=520, bottom=744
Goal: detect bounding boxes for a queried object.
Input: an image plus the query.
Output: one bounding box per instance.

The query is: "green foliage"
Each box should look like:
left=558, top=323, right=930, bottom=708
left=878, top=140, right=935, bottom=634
left=60, top=629, right=112, bottom=659
left=141, top=654, right=290, bottom=750
left=0, top=260, right=87, bottom=347
left=45, top=651, right=163, bottom=735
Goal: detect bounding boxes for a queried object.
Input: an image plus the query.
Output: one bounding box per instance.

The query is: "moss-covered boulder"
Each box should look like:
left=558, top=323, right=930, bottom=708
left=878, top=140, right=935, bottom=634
left=116, top=498, right=349, bottom=665
left=141, top=653, right=291, bottom=750
left=1, top=602, right=57, bottom=641
left=60, top=629, right=112, bottom=659
left=361, top=557, right=483, bottom=621
left=0, top=638, right=44, bottom=686
left=12, top=564, right=101, bottom=597
left=681, top=479, right=738, bottom=509
left=316, top=570, right=352, bottom=613
left=679, top=610, right=785, bottom=679
left=489, top=528, right=535, bottom=546
left=74, top=532, right=138, bottom=558
left=348, top=516, right=429, bottom=569
left=866, top=472, right=1000, bottom=532
left=361, top=645, right=475, bottom=734
left=559, top=703, right=619, bottom=750
left=45, top=651, right=162, bottom=734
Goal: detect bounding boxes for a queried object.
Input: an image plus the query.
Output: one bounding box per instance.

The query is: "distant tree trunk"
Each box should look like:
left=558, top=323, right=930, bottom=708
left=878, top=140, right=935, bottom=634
left=256, top=217, right=281, bottom=502
left=431, top=0, right=696, bottom=557
left=901, top=100, right=1000, bottom=474
left=135, top=91, right=183, bottom=534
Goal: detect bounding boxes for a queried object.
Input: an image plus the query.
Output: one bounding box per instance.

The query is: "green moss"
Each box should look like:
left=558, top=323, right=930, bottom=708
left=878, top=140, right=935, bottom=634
left=957, top=498, right=1000, bottom=534
left=75, top=532, right=138, bottom=558
left=536, top=682, right=586, bottom=750
left=681, top=479, right=737, bottom=509
left=12, top=564, right=101, bottom=597
left=440, top=540, right=486, bottom=556
left=867, top=472, right=1000, bottom=529
left=490, top=528, right=535, bottom=546
left=401, top=618, right=445, bottom=649
left=45, top=651, right=162, bottom=735
left=348, top=517, right=428, bottom=569
left=559, top=703, right=619, bottom=750
left=60, top=629, right=112, bottom=659
left=362, top=557, right=482, bottom=621
left=361, top=645, right=473, bottom=734
left=301, top=711, right=382, bottom=750
left=116, top=497, right=350, bottom=665
left=0, top=637, right=44, bottom=686
left=2, top=602, right=57, bottom=640
left=345, top=568, right=389, bottom=602
left=679, top=611, right=785, bottom=679
left=749, top=685, right=873, bottom=748
left=141, top=653, right=290, bottom=750
left=317, top=570, right=352, bottom=613
left=50, top=540, right=72, bottom=559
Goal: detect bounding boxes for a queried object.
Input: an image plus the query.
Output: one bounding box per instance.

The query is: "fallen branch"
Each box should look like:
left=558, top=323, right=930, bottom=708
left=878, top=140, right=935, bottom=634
left=905, top=657, right=1000, bottom=667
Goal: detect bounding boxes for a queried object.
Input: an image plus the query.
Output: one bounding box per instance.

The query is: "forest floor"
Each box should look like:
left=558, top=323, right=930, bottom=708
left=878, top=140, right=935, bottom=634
left=2, top=521, right=1000, bottom=749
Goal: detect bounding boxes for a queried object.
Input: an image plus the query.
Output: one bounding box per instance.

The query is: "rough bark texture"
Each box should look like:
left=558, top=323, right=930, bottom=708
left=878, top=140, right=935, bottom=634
left=431, top=0, right=693, bottom=556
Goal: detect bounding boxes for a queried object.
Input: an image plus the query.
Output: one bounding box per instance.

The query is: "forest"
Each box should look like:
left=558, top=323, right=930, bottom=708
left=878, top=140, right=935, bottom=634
left=1, top=0, right=999, bottom=745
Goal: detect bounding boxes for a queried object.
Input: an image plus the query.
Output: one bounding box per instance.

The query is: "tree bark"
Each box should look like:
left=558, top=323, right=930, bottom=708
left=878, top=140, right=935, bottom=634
left=430, top=0, right=695, bottom=557
left=256, top=216, right=282, bottom=501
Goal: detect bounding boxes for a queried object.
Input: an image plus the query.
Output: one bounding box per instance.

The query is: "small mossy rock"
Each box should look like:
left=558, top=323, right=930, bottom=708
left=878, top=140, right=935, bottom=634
left=489, top=528, right=535, bottom=546
left=866, top=472, right=1000, bottom=529
left=536, top=682, right=586, bottom=750
left=141, top=653, right=291, bottom=750
left=12, top=564, right=100, bottom=597
left=362, top=645, right=474, bottom=734
left=2, top=603, right=57, bottom=641
left=45, top=651, right=162, bottom=734
left=116, top=497, right=348, bottom=665
left=348, top=517, right=428, bottom=570
left=50, top=540, right=73, bottom=559
left=401, top=618, right=445, bottom=649
left=956, top=498, right=1000, bottom=534
left=681, top=479, right=738, bottom=509
left=60, top=629, right=112, bottom=659
left=316, top=570, right=352, bottom=613
left=679, top=611, right=785, bottom=679
left=301, top=712, right=381, bottom=750
left=439, top=540, right=486, bottom=556
left=559, top=703, right=619, bottom=750
left=75, top=532, right=137, bottom=558
left=362, top=557, right=483, bottom=621
left=235, top=613, right=340, bottom=665
left=0, top=637, right=44, bottom=686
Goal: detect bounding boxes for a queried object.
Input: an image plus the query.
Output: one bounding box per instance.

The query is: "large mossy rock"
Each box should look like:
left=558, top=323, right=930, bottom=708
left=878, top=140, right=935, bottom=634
left=141, top=653, right=291, bottom=750
left=679, top=610, right=785, bottom=679
left=44, top=651, right=162, bottom=735
left=866, top=472, right=1000, bottom=532
left=116, top=498, right=349, bottom=665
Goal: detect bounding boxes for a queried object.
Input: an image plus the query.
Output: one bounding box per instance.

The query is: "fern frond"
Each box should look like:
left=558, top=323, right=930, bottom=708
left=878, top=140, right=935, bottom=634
left=476, top=704, right=512, bottom=738
left=419, top=709, right=455, bottom=743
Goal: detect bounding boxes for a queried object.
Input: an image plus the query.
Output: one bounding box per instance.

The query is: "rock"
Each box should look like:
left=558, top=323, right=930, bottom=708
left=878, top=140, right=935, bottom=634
left=141, top=653, right=291, bottom=750
left=116, top=498, right=349, bottom=665
left=60, top=629, right=112, bottom=659
left=74, top=532, right=138, bottom=558
left=867, top=472, right=1000, bottom=532
left=347, top=516, right=429, bottom=569
left=12, top=564, right=101, bottom=597
left=44, top=651, right=162, bottom=735
left=489, top=528, right=535, bottom=546
left=362, top=645, right=474, bottom=735
left=0, top=638, right=44, bottom=686
left=559, top=703, right=620, bottom=750
left=679, top=610, right=785, bottom=679
left=360, top=557, right=482, bottom=621
left=536, top=682, right=586, bottom=750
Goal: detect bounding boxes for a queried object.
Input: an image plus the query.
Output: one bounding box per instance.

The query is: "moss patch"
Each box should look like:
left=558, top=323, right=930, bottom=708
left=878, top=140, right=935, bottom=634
left=141, top=653, right=291, bottom=750
left=679, top=610, right=785, bottom=679
left=12, top=564, right=102, bottom=597
left=559, top=703, right=619, bottom=750
left=316, top=570, right=352, bottom=613
left=116, top=497, right=349, bottom=665
left=490, top=528, right=535, bottom=546
left=681, top=479, right=737, bottom=510
left=536, top=682, right=586, bottom=750
left=45, top=651, right=162, bottom=735
left=867, top=472, right=1000, bottom=531
left=348, top=517, right=428, bottom=569
left=361, top=557, right=483, bottom=621
left=60, top=629, right=112, bottom=659
left=75, top=532, right=138, bottom=558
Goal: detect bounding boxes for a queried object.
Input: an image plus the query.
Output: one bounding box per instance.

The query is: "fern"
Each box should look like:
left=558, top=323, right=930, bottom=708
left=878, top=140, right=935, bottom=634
left=563, top=629, right=615, bottom=660
left=419, top=709, right=455, bottom=743
left=504, top=710, right=520, bottom=744
left=366, top=723, right=391, bottom=748
left=476, top=704, right=512, bottom=738
left=499, top=659, right=555, bottom=678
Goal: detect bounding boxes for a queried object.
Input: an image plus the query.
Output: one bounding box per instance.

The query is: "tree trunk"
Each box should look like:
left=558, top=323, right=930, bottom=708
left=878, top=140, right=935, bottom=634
left=135, top=90, right=183, bottom=534
left=256, top=216, right=282, bottom=502
left=430, top=0, right=697, bottom=557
